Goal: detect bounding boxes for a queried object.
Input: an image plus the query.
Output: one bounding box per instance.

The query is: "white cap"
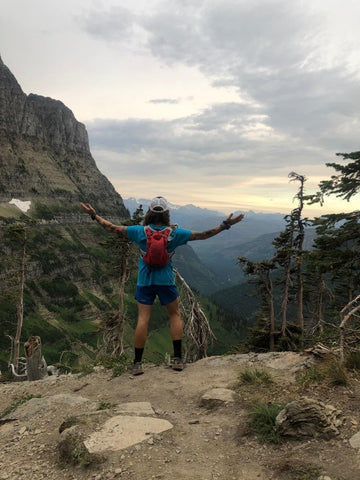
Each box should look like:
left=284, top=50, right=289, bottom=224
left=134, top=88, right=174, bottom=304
left=149, top=196, right=169, bottom=212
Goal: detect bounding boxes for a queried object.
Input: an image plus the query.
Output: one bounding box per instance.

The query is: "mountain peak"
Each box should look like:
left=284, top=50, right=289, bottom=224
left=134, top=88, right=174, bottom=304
left=0, top=58, right=127, bottom=217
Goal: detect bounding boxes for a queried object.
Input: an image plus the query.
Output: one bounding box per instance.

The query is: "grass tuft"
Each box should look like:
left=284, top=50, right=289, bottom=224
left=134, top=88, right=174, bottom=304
left=97, top=353, right=132, bottom=377
left=58, top=431, right=93, bottom=467
left=97, top=401, right=116, bottom=411
left=250, top=401, right=285, bottom=444
left=327, top=360, right=348, bottom=386
left=237, top=367, right=274, bottom=387
left=296, top=365, right=325, bottom=386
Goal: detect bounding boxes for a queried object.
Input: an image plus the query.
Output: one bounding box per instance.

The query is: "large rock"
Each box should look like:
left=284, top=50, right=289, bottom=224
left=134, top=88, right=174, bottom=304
left=349, top=431, right=360, bottom=449
left=4, top=393, right=93, bottom=422
left=0, top=56, right=88, bottom=152
left=52, top=400, right=173, bottom=455
left=0, top=55, right=127, bottom=216
left=200, top=388, right=237, bottom=408
left=84, top=415, right=173, bottom=453
left=276, top=397, right=343, bottom=439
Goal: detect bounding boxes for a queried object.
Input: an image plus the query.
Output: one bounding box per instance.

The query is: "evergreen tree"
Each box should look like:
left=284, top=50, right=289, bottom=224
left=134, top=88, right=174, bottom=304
left=238, top=172, right=309, bottom=351
left=238, top=258, right=277, bottom=351
left=303, top=245, right=333, bottom=333
left=308, top=151, right=360, bottom=204
left=305, top=151, right=360, bottom=316
left=299, top=150, right=360, bottom=339
left=272, top=172, right=308, bottom=341
left=3, top=217, right=36, bottom=373
left=311, top=212, right=360, bottom=307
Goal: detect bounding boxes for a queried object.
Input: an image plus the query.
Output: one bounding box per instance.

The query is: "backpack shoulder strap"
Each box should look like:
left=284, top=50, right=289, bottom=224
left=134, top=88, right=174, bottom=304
left=144, top=225, right=153, bottom=236
left=144, top=225, right=172, bottom=237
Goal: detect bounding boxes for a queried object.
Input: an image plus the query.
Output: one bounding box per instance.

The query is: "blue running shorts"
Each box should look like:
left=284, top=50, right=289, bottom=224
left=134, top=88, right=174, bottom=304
left=135, top=285, right=179, bottom=306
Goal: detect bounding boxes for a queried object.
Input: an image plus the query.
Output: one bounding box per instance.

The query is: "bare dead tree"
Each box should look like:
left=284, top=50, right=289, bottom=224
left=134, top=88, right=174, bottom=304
left=174, top=269, right=215, bottom=360
left=24, top=336, right=48, bottom=381
left=97, top=311, right=125, bottom=357
left=6, top=335, right=48, bottom=381
left=339, top=294, right=360, bottom=364
left=7, top=334, right=27, bottom=381
left=13, top=231, right=26, bottom=372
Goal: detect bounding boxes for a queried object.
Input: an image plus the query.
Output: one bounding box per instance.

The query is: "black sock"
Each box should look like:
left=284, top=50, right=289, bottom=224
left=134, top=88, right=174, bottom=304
left=134, top=347, right=144, bottom=363
left=173, top=339, right=182, bottom=359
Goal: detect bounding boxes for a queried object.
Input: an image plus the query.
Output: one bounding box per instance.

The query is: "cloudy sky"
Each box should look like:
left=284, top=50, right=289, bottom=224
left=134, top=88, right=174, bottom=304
left=1, top=0, right=360, bottom=216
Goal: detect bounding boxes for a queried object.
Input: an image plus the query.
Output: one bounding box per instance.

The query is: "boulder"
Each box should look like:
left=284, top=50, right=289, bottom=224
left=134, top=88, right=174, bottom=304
left=349, top=431, right=360, bottom=449
left=200, top=388, right=236, bottom=409
left=276, top=397, right=343, bottom=439
left=84, top=415, right=173, bottom=453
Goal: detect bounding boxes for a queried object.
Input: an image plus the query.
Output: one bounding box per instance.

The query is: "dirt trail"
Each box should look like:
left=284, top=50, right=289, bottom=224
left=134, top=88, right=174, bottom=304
left=0, top=353, right=359, bottom=480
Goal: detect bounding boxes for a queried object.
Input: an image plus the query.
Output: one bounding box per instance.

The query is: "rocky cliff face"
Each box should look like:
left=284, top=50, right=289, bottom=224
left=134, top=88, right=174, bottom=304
left=0, top=55, right=127, bottom=217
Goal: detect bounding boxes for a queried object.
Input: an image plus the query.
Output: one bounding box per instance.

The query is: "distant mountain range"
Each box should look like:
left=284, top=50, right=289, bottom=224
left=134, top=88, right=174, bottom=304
left=124, top=197, right=286, bottom=233
left=124, top=197, right=292, bottom=289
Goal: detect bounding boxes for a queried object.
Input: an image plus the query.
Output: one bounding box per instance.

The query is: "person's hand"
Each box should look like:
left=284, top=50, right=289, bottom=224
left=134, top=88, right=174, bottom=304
left=225, top=212, right=244, bottom=226
left=80, top=202, right=96, bottom=216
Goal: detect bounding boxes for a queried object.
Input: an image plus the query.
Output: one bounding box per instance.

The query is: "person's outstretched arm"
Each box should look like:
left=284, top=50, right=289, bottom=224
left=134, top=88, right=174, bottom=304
left=189, top=213, right=244, bottom=241
left=80, top=203, right=127, bottom=237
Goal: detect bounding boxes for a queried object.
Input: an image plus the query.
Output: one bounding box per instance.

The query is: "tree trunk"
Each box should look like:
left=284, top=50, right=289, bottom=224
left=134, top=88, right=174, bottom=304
left=339, top=295, right=360, bottom=364
left=281, top=266, right=291, bottom=336
left=264, top=272, right=275, bottom=351
left=116, top=257, right=128, bottom=355
left=24, top=336, right=48, bottom=381
left=296, top=256, right=304, bottom=347
left=174, top=269, right=215, bottom=360
left=295, top=176, right=306, bottom=340
left=13, top=235, right=26, bottom=372
left=315, top=277, right=325, bottom=333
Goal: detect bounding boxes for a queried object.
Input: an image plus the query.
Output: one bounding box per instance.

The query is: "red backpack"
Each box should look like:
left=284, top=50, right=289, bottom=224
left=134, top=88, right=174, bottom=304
left=142, top=226, right=173, bottom=267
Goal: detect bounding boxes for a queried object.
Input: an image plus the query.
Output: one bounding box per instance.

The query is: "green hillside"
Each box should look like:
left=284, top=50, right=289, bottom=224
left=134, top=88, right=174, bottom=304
left=0, top=208, right=245, bottom=373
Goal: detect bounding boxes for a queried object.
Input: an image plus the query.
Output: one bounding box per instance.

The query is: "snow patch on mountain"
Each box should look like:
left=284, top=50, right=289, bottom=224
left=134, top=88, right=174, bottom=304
left=9, top=199, right=31, bottom=213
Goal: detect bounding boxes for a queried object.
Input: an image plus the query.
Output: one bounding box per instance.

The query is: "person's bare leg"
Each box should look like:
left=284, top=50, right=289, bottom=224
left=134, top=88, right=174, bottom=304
left=134, top=302, right=152, bottom=348
left=130, top=303, right=152, bottom=375
left=166, top=298, right=182, bottom=341
left=166, top=298, right=184, bottom=370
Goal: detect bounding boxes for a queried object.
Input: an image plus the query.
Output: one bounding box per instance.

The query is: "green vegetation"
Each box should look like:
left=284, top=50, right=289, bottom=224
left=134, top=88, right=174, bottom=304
left=234, top=152, right=360, bottom=354
left=57, top=431, right=93, bottom=467
left=297, top=360, right=349, bottom=387
left=326, top=360, right=348, bottom=386
left=249, top=401, right=285, bottom=444
left=296, top=365, right=325, bottom=386
left=98, top=353, right=132, bottom=377
left=97, top=401, right=116, bottom=410
left=32, top=201, right=79, bottom=220
left=237, top=367, right=274, bottom=387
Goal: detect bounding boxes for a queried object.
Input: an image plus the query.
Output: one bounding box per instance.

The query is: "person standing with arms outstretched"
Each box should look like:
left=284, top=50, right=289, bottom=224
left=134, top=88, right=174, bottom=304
left=80, top=196, right=244, bottom=375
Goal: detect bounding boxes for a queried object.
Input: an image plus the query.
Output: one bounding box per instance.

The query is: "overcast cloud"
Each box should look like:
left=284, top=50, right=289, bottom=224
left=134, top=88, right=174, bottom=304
left=1, top=0, right=360, bottom=215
